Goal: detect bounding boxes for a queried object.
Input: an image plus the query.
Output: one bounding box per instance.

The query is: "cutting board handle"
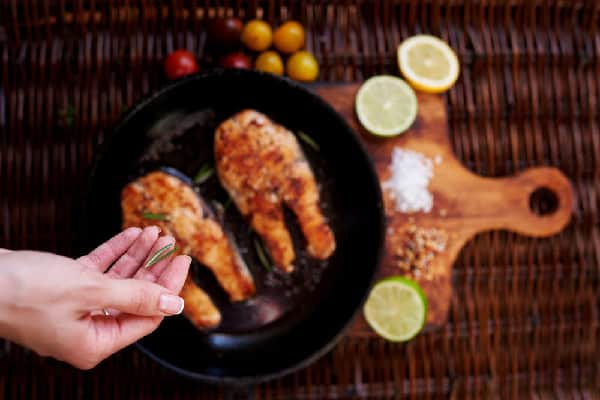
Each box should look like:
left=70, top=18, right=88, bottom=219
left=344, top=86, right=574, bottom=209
left=480, top=167, right=574, bottom=237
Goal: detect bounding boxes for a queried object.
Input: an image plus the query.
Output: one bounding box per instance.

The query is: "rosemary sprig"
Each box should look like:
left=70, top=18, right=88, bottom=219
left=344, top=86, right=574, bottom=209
left=142, top=212, right=169, bottom=221
left=297, top=131, right=320, bottom=151
left=211, top=200, right=225, bottom=222
left=223, top=196, right=232, bottom=210
left=212, top=200, right=224, bottom=213
left=254, top=239, right=272, bottom=271
left=194, top=164, right=215, bottom=184
left=145, top=243, right=177, bottom=268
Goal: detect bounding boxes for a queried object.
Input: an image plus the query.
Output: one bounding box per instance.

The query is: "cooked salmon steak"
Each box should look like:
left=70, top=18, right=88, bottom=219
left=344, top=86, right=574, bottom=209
left=178, top=276, right=222, bottom=329
left=121, top=171, right=256, bottom=328
left=215, top=110, right=336, bottom=272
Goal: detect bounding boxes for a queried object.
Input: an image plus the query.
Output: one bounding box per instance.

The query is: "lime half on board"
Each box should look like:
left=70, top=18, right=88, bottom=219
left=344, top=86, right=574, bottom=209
left=363, top=276, right=427, bottom=342
left=355, top=75, right=418, bottom=137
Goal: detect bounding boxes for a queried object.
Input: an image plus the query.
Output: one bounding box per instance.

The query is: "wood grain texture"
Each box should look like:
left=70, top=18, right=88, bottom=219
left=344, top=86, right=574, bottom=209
left=316, top=84, right=574, bottom=333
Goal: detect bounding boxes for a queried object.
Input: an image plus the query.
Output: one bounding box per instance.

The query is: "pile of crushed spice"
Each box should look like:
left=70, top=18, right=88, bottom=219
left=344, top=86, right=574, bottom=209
left=392, top=224, right=447, bottom=280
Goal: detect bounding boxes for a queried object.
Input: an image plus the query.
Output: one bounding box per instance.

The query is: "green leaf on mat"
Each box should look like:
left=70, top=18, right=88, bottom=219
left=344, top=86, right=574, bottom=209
left=58, top=104, right=75, bottom=127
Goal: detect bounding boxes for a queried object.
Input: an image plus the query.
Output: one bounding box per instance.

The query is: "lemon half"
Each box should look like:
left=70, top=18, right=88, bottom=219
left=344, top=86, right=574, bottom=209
left=397, top=35, right=460, bottom=94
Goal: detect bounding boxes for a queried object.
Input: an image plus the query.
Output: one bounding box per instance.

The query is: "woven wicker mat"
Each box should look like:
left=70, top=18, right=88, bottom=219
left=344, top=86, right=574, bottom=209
left=0, top=1, right=599, bottom=399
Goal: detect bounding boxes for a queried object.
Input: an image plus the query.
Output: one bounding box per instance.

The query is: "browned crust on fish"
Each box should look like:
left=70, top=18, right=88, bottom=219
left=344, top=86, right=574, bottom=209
left=215, top=110, right=336, bottom=272
left=121, top=171, right=258, bottom=328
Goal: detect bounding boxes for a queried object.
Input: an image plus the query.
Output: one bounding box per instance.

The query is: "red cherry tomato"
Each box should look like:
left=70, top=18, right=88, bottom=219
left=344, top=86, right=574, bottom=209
left=221, top=52, right=252, bottom=69
left=164, top=50, right=199, bottom=80
left=207, top=17, right=243, bottom=48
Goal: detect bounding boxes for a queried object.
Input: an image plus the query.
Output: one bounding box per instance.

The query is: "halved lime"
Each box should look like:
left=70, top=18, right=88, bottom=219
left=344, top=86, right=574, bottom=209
left=355, top=75, right=418, bottom=137
left=363, top=276, right=427, bottom=342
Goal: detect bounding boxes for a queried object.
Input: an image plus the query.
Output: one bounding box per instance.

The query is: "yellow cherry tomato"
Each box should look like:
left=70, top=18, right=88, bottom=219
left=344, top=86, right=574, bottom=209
left=241, top=20, right=273, bottom=52
left=286, top=51, right=319, bottom=82
left=273, top=21, right=305, bottom=54
left=255, top=51, right=284, bottom=75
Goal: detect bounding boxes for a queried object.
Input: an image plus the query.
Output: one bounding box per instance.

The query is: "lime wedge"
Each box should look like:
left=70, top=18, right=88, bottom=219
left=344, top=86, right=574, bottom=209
left=355, top=75, right=418, bottom=137
left=363, top=276, right=427, bottom=342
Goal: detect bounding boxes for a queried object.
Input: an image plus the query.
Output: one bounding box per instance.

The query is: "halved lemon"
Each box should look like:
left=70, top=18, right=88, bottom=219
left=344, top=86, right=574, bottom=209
left=397, top=35, right=460, bottom=93
left=363, top=276, right=427, bottom=342
left=355, top=75, right=417, bottom=137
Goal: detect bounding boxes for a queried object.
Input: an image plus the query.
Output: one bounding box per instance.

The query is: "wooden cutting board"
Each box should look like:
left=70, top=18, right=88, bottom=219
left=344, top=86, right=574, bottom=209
left=314, top=85, right=574, bottom=336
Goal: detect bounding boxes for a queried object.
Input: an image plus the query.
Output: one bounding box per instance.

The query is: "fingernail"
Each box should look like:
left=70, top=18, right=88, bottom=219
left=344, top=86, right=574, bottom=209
left=127, top=227, right=142, bottom=236
left=164, top=235, right=175, bottom=243
left=159, top=294, right=184, bottom=315
left=146, top=226, right=160, bottom=235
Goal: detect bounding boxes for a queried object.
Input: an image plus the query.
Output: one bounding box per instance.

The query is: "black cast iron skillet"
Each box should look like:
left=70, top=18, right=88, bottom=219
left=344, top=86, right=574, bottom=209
left=81, top=69, right=384, bottom=385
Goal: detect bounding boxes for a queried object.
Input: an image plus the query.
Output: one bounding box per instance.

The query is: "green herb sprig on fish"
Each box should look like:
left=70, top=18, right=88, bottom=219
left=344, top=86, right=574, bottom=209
left=254, top=239, right=272, bottom=271
left=142, top=212, right=169, bottom=221
left=223, top=196, right=233, bottom=210
left=297, top=131, right=320, bottom=151
left=194, top=164, right=215, bottom=184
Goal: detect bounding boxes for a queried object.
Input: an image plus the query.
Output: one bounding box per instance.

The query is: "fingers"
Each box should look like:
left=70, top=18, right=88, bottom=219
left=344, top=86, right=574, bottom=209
left=82, top=234, right=191, bottom=368
left=106, top=226, right=161, bottom=279
left=114, top=315, right=162, bottom=349
left=133, top=235, right=177, bottom=282
left=156, top=255, right=191, bottom=293
left=92, top=314, right=163, bottom=362
left=98, top=277, right=184, bottom=317
left=78, top=228, right=142, bottom=272
left=105, top=255, right=189, bottom=318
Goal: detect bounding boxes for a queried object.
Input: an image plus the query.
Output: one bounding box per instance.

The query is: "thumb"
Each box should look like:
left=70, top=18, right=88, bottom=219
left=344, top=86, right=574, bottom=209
left=99, top=278, right=185, bottom=317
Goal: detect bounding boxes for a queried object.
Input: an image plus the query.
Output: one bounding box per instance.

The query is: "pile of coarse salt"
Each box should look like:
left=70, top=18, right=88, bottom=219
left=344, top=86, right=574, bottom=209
left=383, top=148, right=435, bottom=213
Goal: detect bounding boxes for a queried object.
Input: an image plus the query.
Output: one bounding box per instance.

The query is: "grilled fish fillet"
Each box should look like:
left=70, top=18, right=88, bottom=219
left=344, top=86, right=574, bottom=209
left=215, top=110, right=336, bottom=272
left=121, top=171, right=256, bottom=328
left=179, top=277, right=221, bottom=329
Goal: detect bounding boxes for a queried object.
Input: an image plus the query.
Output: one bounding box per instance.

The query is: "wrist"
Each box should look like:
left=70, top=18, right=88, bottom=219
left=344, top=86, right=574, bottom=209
left=0, top=255, right=18, bottom=341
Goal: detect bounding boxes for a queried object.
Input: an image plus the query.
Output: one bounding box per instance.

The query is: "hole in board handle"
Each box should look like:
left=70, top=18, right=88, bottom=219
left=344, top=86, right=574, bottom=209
left=529, top=187, right=559, bottom=216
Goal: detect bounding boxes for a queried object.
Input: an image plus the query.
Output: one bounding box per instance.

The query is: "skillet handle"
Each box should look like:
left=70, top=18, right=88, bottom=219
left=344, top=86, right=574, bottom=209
left=224, top=385, right=254, bottom=400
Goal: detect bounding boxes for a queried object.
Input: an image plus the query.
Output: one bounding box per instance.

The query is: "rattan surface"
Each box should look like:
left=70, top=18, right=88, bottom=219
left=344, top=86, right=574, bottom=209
left=0, top=1, right=599, bottom=399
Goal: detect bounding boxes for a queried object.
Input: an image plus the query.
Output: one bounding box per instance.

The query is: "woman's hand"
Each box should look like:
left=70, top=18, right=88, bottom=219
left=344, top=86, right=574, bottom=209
left=0, top=227, right=189, bottom=369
